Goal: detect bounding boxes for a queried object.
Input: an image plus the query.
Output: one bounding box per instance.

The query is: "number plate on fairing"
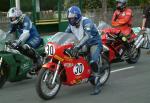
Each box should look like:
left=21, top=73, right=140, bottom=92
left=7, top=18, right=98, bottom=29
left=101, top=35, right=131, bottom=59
left=73, top=63, right=84, bottom=75
left=45, top=44, right=55, bottom=56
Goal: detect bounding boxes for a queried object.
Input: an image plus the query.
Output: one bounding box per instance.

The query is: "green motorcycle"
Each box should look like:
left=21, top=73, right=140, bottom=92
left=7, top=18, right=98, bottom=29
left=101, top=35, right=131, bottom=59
left=0, top=29, right=51, bottom=88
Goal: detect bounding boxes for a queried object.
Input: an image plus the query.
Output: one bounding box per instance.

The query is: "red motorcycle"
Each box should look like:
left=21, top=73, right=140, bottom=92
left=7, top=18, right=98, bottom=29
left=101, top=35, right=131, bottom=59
left=36, top=32, right=110, bottom=100
left=98, top=22, right=141, bottom=64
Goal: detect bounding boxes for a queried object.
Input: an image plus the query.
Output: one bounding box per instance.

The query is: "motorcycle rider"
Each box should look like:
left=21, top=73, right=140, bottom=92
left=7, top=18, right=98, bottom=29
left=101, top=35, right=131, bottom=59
left=110, top=0, right=134, bottom=42
left=6, top=7, right=42, bottom=72
left=65, top=6, right=103, bottom=95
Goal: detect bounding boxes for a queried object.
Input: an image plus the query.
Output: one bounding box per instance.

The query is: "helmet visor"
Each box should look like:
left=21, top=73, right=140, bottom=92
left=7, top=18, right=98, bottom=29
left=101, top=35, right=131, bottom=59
left=68, top=17, right=76, bottom=26
left=67, top=12, right=77, bottom=26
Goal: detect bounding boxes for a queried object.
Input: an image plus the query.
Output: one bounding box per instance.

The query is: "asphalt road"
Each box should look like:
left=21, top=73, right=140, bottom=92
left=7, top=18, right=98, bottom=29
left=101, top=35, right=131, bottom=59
left=0, top=50, right=150, bottom=103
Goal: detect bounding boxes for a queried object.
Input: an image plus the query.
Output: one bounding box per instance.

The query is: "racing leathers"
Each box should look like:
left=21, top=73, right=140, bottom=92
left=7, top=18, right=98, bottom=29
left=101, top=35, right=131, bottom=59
left=107, top=7, right=137, bottom=43
left=7, top=14, right=42, bottom=71
left=112, top=7, right=133, bottom=36
left=65, top=17, right=103, bottom=95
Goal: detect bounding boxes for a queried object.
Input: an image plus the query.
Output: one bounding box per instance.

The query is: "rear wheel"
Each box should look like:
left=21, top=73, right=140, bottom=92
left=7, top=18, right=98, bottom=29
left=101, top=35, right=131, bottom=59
left=126, top=47, right=141, bottom=64
left=90, top=54, right=110, bottom=85
left=36, top=68, right=61, bottom=100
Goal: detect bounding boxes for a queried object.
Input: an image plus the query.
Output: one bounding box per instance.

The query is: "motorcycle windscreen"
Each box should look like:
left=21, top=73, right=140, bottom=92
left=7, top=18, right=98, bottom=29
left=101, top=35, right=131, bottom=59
left=49, top=32, right=79, bottom=45
left=0, top=29, right=15, bottom=51
left=97, top=21, right=111, bottom=31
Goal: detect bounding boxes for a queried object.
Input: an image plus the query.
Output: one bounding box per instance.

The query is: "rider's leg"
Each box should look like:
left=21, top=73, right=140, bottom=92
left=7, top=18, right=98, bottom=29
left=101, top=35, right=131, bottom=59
left=89, top=44, right=103, bottom=95
left=17, top=44, right=42, bottom=71
left=145, top=28, right=150, bottom=54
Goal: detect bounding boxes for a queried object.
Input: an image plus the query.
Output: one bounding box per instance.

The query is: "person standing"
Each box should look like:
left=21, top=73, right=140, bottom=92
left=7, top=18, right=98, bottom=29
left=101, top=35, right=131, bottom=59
left=141, top=2, right=150, bottom=54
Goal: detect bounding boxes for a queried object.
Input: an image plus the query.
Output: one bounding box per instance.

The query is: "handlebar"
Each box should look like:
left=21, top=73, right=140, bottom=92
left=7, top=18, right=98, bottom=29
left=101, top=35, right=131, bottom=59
left=64, top=48, right=79, bottom=59
left=5, top=41, right=12, bottom=46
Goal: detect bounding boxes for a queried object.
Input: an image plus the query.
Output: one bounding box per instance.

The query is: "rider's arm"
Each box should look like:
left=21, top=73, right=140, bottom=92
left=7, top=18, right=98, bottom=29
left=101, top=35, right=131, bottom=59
left=112, top=9, right=132, bottom=26
left=142, top=7, right=148, bottom=30
left=17, top=30, right=30, bottom=44
left=112, top=10, right=120, bottom=26
left=65, top=25, right=72, bottom=33
left=142, top=18, right=146, bottom=30
left=7, top=24, right=16, bottom=35
left=75, top=20, right=93, bottom=49
left=16, top=16, right=31, bottom=44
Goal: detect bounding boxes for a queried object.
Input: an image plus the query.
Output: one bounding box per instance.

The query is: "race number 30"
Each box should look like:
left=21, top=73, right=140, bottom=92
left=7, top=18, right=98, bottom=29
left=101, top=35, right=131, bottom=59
left=73, top=63, right=84, bottom=75
left=45, top=44, right=55, bottom=56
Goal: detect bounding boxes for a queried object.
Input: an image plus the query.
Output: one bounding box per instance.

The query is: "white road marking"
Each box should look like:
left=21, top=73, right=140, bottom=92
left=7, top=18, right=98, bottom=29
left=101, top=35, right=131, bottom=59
left=111, top=66, right=135, bottom=73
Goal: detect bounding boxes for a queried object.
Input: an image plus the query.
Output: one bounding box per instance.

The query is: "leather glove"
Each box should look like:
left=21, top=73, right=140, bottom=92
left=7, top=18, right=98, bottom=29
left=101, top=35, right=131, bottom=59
left=11, top=40, right=19, bottom=49
left=71, top=46, right=79, bottom=57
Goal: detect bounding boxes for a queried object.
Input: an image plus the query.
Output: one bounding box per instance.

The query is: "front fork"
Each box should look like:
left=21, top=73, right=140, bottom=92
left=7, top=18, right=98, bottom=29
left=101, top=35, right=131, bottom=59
left=51, top=61, right=60, bottom=85
left=99, top=55, right=102, bottom=73
left=0, top=57, right=3, bottom=76
left=0, top=57, right=3, bottom=68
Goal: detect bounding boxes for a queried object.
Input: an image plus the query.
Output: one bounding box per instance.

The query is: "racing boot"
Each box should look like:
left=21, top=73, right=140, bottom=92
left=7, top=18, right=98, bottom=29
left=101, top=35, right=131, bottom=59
left=31, top=52, right=43, bottom=73
left=26, top=53, right=43, bottom=77
left=19, top=44, right=43, bottom=73
left=90, top=76, right=102, bottom=95
left=90, top=61, right=102, bottom=95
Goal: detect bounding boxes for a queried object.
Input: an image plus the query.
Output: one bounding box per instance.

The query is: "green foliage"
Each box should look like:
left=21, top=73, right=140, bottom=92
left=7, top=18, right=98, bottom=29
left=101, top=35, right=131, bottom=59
left=20, top=0, right=32, bottom=11
left=128, top=0, right=140, bottom=6
left=63, top=0, right=102, bottom=10
left=40, top=0, right=57, bottom=10
left=84, top=0, right=102, bottom=9
left=64, top=0, right=79, bottom=7
left=107, top=0, right=115, bottom=7
left=107, top=0, right=150, bottom=8
left=1, top=0, right=150, bottom=12
left=0, top=0, right=10, bottom=11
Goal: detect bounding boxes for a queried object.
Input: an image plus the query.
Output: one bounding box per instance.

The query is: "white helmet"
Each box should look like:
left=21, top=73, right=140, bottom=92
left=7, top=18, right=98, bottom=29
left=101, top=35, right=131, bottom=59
left=7, top=7, right=23, bottom=24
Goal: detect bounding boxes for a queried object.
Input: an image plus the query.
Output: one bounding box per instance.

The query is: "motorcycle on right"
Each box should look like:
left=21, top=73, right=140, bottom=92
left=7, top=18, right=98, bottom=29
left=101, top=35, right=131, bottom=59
left=98, top=21, right=141, bottom=64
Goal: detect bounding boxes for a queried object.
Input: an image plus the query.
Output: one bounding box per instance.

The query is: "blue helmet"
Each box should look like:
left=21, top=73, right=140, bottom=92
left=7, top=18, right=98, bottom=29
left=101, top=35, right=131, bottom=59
left=67, top=6, right=82, bottom=26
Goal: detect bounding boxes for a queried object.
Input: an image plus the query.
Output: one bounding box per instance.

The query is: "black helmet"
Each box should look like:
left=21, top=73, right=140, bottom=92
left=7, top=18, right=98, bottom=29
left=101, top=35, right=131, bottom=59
left=116, top=0, right=127, bottom=11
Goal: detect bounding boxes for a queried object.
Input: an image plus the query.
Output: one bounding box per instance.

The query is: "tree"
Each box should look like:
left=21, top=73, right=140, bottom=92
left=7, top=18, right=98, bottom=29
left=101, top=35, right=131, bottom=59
left=86, top=0, right=101, bottom=9
left=101, top=0, right=108, bottom=21
left=0, top=0, right=9, bottom=11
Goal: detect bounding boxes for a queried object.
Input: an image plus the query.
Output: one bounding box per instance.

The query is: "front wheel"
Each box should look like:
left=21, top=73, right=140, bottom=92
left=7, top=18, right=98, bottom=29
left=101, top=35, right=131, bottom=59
left=90, top=54, right=110, bottom=85
left=0, top=61, right=8, bottom=88
left=36, top=68, right=61, bottom=100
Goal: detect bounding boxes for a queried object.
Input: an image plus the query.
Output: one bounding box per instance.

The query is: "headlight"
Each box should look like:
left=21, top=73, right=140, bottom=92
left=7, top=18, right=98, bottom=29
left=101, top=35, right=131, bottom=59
left=122, top=37, right=127, bottom=42
left=0, top=57, right=3, bottom=67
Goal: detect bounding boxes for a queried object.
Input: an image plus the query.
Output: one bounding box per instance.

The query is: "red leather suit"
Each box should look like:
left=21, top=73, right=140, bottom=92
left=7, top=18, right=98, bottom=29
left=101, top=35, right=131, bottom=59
left=111, top=8, right=133, bottom=36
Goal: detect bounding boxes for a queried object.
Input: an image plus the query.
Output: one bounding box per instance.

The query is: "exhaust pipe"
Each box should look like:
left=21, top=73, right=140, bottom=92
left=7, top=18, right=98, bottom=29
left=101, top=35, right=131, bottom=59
left=134, top=35, right=144, bottom=48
